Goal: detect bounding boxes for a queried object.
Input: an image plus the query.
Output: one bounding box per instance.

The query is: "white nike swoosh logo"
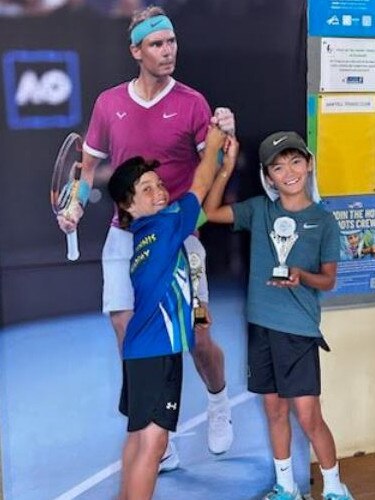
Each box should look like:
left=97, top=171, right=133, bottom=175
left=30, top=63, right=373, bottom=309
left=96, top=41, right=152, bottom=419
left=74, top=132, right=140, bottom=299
left=303, top=223, right=318, bottom=229
left=116, top=112, right=127, bottom=119
left=273, top=136, right=288, bottom=146
left=163, top=112, right=178, bottom=119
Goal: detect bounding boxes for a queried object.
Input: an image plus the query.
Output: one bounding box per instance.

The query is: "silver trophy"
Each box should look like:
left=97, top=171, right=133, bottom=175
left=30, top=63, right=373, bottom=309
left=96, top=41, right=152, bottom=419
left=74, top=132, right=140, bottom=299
left=269, top=216, right=298, bottom=279
left=188, top=252, right=207, bottom=325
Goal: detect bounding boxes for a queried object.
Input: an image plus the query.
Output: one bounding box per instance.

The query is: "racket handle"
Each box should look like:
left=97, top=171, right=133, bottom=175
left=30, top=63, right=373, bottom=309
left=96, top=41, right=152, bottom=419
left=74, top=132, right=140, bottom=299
left=66, top=230, right=80, bottom=261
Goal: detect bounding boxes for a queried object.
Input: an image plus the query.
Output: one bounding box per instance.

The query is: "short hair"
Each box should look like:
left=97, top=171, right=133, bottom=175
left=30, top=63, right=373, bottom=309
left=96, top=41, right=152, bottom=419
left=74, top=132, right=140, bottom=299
left=128, top=5, right=166, bottom=33
left=108, top=156, right=159, bottom=229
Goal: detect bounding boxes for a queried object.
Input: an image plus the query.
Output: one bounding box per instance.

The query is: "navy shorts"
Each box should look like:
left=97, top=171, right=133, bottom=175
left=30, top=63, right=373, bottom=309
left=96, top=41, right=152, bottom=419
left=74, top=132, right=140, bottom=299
left=247, top=323, right=329, bottom=398
left=119, top=354, right=183, bottom=432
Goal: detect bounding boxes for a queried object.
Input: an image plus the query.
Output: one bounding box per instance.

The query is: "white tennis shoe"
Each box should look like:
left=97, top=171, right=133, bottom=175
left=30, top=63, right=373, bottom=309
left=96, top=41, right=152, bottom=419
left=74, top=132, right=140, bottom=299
left=207, top=402, right=233, bottom=454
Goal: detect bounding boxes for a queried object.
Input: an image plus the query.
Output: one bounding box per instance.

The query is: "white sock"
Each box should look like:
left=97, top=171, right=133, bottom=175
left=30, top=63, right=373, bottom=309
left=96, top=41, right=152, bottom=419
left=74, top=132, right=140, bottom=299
left=320, top=462, right=345, bottom=496
left=274, top=457, right=295, bottom=494
left=207, top=385, right=228, bottom=409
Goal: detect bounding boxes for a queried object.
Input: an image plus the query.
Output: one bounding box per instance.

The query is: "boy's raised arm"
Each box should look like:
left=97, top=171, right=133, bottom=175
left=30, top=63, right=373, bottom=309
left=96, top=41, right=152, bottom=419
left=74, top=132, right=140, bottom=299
left=203, top=137, right=238, bottom=224
left=189, top=126, right=226, bottom=203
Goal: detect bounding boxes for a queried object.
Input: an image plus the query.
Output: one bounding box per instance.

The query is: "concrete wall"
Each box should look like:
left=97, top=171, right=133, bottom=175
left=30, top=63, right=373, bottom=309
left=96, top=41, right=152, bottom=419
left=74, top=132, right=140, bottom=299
left=319, top=305, right=375, bottom=457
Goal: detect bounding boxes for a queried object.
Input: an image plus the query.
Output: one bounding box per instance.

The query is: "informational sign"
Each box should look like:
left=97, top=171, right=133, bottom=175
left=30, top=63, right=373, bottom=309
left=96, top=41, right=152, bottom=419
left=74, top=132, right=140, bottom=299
left=309, top=0, right=375, bottom=37
left=320, top=94, right=375, bottom=113
left=324, top=195, right=375, bottom=295
left=317, top=93, right=375, bottom=196
left=320, top=38, right=375, bottom=92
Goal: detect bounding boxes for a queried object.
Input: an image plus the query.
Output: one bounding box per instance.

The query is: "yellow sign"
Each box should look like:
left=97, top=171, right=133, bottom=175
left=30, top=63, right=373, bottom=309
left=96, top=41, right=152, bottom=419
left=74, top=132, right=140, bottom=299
left=317, top=94, right=375, bottom=196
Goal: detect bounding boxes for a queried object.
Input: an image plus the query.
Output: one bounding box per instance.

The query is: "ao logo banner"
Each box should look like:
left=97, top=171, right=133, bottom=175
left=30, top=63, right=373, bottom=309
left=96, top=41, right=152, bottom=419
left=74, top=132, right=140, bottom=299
left=2, top=50, right=81, bottom=129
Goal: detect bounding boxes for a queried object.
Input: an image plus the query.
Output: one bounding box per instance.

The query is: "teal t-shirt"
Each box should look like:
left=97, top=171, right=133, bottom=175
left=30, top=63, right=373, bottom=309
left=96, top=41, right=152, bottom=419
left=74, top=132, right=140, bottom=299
left=232, top=196, right=340, bottom=337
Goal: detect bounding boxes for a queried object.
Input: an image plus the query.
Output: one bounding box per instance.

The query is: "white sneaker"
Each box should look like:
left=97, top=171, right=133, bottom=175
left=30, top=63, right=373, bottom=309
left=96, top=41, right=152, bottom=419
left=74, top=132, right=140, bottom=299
left=158, top=440, right=180, bottom=473
left=323, top=483, right=354, bottom=500
left=207, top=402, right=233, bottom=454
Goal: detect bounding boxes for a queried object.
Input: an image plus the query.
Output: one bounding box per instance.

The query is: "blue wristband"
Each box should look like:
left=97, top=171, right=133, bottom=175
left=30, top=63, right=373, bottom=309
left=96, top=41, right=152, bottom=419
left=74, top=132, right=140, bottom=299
left=60, top=179, right=90, bottom=209
left=78, top=180, right=90, bottom=207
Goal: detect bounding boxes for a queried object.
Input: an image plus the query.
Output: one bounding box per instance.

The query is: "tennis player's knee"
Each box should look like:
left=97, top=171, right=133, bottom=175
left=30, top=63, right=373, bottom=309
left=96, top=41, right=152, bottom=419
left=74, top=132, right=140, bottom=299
left=139, top=426, right=168, bottom=460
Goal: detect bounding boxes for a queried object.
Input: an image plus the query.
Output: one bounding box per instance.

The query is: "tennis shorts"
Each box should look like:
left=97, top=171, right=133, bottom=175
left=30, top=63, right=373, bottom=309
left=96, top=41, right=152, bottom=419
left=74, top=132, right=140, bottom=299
left=119, top=354, right=183, bottom=432
left=102, top=227, right=208, bottom=313
left=247, top=323, right=330, bottom=398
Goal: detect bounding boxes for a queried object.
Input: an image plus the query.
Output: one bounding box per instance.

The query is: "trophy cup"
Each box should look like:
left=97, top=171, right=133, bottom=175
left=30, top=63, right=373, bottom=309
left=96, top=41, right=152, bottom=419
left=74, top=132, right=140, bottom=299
left=188, top=252, right=208, bottom=325
left=269, top=216, right=298, bottom=279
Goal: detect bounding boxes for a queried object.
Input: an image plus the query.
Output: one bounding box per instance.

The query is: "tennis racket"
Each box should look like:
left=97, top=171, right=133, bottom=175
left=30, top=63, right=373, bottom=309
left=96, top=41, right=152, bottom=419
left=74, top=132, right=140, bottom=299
left=51, top=133, right=83, bottom=261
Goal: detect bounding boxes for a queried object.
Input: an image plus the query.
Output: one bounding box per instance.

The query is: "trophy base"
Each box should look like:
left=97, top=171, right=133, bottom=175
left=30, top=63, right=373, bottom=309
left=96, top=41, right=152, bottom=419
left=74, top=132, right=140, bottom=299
left=194, top=306, right=208, bottom=325
left=271, top=266, right=289, bottom=280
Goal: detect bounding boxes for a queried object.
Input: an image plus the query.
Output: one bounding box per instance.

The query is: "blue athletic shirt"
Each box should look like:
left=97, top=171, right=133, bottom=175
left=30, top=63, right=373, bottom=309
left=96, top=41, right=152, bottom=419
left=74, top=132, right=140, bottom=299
left=232, top=196, right=340, bottom=338
left=124, top=192, right=200, bottom=359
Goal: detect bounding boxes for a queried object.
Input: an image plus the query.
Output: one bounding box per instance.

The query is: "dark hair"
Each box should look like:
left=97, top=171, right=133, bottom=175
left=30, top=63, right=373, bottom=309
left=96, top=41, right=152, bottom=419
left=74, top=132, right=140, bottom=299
left=262, top=148, right=311, bottom=176
left=108, top=156, right=159, bottom=229
left=128, top=5, right=166, bottom=33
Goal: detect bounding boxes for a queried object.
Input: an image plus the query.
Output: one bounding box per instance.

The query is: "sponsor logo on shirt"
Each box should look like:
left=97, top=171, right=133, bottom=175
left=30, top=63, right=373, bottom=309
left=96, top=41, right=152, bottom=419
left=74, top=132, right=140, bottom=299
left=3, top=50, right=81, bottom=129
left=166, top=402, right=178, bottom=410
left=116, top=111, right=127, bottom=119
left=130, top=249, right=150, bottom=274
left=163, top=112, right=178, bottom=119
left=303, top=223, right=318, bottom=229
left=135, top=233, right=157, bottom=252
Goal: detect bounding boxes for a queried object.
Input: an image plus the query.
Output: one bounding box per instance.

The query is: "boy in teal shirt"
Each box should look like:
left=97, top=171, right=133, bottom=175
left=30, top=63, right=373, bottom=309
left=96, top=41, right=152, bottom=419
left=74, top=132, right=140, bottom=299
left=204, top=131, right=353, bottom=500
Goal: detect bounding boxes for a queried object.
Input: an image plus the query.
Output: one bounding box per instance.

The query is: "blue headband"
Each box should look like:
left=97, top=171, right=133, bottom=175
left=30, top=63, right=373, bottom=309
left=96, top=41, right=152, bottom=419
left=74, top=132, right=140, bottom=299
left=130, top=15, right=174, bottom=45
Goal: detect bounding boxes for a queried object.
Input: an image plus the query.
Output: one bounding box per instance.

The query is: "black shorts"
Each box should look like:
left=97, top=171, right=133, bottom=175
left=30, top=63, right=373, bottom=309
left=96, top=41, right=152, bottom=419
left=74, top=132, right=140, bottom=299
left=247, top=323, right=329, bottom=398
left=119, top=354, right=183, bottom=432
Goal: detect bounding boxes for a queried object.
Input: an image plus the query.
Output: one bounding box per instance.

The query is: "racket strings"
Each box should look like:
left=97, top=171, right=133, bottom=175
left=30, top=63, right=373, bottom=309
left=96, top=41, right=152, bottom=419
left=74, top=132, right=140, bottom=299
left=54, top=161, right=82, bottom=212
left=57, top=182, right=74, bottom=210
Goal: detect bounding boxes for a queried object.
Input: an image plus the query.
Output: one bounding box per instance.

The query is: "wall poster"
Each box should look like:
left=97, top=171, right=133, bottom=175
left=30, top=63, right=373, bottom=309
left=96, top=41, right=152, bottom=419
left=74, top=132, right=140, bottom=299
left=325, top=195, right=375, bottom=295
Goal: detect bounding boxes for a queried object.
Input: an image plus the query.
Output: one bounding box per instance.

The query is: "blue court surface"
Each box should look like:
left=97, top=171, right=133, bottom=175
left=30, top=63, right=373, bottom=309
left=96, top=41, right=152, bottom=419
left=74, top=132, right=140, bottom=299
left=0, top=283, right=311, bottom=500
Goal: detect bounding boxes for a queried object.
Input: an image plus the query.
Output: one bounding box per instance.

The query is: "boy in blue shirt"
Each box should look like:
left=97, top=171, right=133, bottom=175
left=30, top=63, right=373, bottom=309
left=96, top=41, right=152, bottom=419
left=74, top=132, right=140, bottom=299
left=108, top=126, right=237, bottom=500
left=204, top=131, right=353, bottom=500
